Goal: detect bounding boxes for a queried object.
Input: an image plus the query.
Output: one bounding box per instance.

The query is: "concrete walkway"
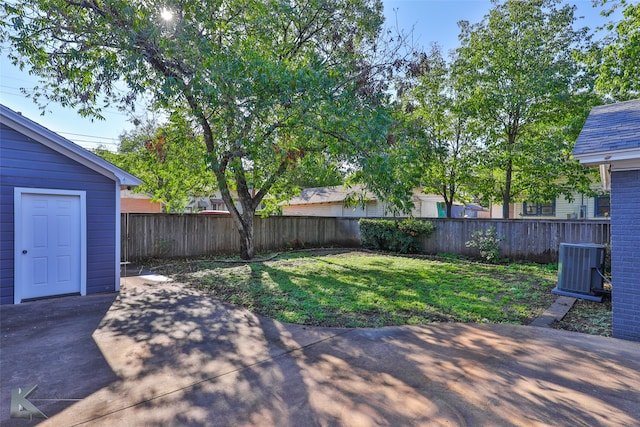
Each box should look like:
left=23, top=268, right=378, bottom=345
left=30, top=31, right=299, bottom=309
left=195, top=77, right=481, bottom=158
left=529, top=295, right=577, bottom=328
left=1, top=275, right=639, bottom=426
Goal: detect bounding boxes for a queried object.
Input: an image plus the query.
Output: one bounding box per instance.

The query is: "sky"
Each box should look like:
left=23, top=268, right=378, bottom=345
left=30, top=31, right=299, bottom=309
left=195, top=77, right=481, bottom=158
left=0, top=0, right=617, bottom=151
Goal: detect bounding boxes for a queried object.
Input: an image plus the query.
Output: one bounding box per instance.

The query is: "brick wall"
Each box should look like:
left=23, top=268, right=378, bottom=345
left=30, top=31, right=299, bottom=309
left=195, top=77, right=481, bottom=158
left=611, top=170, right=640, bottom=341
left=121, top=197, right=163, bottom=213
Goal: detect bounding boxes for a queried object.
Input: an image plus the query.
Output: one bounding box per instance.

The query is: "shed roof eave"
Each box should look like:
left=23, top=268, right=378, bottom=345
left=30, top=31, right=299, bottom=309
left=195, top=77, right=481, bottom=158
left=0, top=104, right=142, bottom=186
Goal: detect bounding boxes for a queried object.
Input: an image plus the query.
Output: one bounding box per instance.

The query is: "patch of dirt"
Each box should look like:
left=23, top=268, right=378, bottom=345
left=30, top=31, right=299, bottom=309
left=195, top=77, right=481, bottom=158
left=552, top=295, right=612, bottom=337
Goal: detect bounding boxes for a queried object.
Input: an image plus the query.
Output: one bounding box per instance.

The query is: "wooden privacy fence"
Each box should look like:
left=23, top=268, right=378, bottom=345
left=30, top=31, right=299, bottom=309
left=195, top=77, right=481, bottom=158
left=121, top=214, right=361, bottom=259
left=418, top=218, right=610, bottom=263
left=121, top=214, right=610, bottom=263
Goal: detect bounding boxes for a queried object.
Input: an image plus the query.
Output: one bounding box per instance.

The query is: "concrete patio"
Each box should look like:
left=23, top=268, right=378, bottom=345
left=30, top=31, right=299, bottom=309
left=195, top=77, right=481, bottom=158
left=1, top=275, right=639, bottom=426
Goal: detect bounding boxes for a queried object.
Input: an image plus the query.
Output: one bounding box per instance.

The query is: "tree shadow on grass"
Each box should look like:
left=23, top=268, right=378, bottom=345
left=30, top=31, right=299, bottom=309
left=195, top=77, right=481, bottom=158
left=153, top=250, right=558, bottom=327
left=240, top=257, right=545, bottom=327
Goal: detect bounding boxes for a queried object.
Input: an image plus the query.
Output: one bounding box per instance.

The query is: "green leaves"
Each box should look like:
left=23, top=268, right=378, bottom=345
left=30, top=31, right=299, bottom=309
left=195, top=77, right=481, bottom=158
left=359, top=218, right=435, bottom=254
left=395, top=44, right=481, bottom=217
left=588, top=1, right=640, bottom=100
left=95, top=114, right=214, bottom=212
left=465, top=227, right=505, bottom=264
left=0, top=0, right=403, bottom=258
left=453, top=0, right=596, bottom=216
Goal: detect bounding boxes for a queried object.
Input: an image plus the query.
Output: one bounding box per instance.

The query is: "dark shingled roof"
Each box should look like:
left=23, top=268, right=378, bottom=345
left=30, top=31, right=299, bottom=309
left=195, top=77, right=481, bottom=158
left=573, top=99, right=640, bottom=156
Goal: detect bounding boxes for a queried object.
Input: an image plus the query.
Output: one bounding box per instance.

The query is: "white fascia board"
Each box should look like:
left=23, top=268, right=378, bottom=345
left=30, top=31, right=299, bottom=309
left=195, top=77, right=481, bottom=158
left=0, top=105, right=142, bottom=186
left=574, top=147, right=640, bottom=168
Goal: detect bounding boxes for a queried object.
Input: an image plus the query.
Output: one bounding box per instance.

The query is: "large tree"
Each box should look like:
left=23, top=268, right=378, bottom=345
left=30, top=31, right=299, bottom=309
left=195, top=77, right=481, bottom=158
left=455, top=0, right=597, bottom=218
left=1, top=0, right=402, bottom=259
left=96, top=114, right=214, bottom=212
left=588, top=0, right=640, bottom=100
left=398, top=45, right=480, bottom=218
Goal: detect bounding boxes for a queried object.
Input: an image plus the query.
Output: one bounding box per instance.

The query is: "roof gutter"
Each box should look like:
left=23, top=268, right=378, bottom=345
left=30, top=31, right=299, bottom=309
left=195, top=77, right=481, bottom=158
left=574, top=146, right=640, bottom=171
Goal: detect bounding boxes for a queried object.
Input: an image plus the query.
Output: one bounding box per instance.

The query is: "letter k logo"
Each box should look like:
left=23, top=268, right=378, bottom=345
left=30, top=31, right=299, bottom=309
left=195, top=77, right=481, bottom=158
left=10, top=385, right=47, bottom=419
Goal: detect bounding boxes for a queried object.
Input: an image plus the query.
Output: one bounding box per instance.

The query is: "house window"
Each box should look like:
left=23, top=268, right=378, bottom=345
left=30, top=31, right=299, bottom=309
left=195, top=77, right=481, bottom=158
left=595, top=195, right=610, bottom=217
left=523, top=201, right=555, bottom=216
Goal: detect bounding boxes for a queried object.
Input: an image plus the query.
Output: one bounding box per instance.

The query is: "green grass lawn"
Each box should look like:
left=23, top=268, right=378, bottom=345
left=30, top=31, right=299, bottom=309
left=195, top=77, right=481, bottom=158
left=151, top=250, right=559, bottom=328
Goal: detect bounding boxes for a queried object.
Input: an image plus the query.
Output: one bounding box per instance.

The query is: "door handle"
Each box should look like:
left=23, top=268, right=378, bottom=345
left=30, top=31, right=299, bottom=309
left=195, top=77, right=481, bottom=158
left=22, top=250, right=28, bottom=254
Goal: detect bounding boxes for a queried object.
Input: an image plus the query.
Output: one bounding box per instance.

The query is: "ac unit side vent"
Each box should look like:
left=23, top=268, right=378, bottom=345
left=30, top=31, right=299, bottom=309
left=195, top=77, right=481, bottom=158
left=553, top=243, right=605, bottom=302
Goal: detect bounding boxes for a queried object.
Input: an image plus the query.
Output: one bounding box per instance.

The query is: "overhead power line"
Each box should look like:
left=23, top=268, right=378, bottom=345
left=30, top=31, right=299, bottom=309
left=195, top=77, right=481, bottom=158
left=69, top=139, right=120, bottom=146
left=55, top=130, right=121, bottom=142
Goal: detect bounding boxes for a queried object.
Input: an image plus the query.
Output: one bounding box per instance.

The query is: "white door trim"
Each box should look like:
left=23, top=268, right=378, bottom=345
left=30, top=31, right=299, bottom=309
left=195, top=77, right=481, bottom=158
left=14, top=188, right=87, bottom=304
left=114, top=183, right=122, bottom=292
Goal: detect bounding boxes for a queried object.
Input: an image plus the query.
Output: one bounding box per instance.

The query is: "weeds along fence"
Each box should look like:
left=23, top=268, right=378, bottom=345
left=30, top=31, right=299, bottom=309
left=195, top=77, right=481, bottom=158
left=121, top=214, right=610, bottom=263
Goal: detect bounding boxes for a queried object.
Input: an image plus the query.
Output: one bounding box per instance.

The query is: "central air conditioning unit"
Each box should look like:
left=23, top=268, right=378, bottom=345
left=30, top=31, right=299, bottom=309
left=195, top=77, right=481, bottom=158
left=553, top=243, right=606, bottom=302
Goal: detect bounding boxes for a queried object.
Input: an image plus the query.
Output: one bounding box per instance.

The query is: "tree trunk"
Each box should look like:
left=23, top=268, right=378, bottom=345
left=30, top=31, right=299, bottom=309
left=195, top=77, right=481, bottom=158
left=501, top=119, right=518, bottom=219
left=238, top=214, right=255, bottom=260
left=213, top=172, right=257, bottom=259
left=502, top=158, right=513, bottom=219
left=446, top=201, right=453, bottom=218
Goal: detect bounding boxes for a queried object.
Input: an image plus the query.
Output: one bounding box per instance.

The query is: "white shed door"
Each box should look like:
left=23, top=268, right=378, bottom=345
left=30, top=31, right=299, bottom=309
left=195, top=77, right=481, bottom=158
left=17, top=193, right=81, bottom=300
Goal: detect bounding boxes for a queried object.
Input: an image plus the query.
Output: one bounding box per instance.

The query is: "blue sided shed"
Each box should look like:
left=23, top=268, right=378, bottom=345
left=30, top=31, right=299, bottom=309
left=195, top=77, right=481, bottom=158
left=573, top=99, right=640, bottom=342
left=0, top=104, right=142, bottom=304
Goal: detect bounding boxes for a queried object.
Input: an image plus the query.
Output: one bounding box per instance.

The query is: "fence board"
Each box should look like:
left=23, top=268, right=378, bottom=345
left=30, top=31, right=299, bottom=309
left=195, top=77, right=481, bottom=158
left=121, top=214, right=610, bottom=263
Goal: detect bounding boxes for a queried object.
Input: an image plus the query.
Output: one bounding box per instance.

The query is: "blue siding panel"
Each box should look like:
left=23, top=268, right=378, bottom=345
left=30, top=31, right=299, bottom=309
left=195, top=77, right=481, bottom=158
left=610, top=170, right=640, bottom=342
left=0, top=123, right=118, bottom=303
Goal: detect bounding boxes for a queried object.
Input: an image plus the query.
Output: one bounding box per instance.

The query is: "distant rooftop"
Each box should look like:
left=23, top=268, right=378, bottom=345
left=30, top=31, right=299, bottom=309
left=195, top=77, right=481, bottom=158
left=287, top=185, right=375, bottom=205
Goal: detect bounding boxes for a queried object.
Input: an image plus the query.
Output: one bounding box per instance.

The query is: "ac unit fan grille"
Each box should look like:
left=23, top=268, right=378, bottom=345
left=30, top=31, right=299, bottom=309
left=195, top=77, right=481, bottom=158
left=556, top=243, right=605, bottom=296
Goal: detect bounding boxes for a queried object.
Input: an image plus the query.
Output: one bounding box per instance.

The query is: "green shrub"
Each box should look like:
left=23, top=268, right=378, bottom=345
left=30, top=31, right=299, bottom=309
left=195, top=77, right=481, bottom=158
left=465, top=227, right=505, bottom=263
left=359, top=218, right=435, bottom=253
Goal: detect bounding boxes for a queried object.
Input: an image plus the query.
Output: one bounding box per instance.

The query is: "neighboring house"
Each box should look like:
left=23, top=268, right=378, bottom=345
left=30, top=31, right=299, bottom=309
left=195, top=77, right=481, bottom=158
left=0, top=105, right=142, bottom=304
left=186, top=186, right=492, bottom=218
left=573, top=98, right=640, bottom=342
left=282, top=185, right=481, bottom=218
left=187, top=194, right=239, bottom=213
left=120, top=189, right=163, bottom=213
left=511, top=190, right=610, bottom=220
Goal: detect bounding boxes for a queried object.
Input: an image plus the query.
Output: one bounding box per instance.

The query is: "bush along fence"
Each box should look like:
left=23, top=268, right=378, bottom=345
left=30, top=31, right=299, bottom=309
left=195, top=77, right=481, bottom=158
left=121, top=214, right=610, bottom=263
left=359, top=218, right=435, bottom=253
